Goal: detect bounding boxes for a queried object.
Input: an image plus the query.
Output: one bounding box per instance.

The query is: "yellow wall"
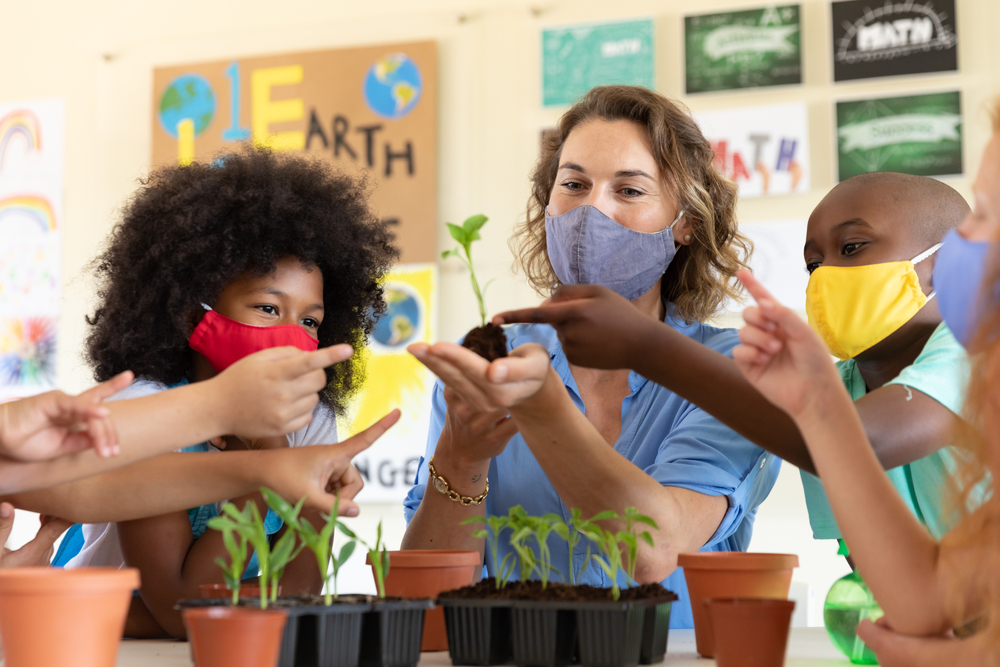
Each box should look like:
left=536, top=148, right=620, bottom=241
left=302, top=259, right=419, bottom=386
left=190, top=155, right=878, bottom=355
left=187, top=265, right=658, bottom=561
left=2, top=0, right=998, bottom=622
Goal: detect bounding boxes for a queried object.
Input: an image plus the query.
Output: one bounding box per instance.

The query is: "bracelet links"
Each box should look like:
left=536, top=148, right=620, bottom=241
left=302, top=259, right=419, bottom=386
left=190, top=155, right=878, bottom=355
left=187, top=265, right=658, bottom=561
left=427, top=457, right=489, bottom=506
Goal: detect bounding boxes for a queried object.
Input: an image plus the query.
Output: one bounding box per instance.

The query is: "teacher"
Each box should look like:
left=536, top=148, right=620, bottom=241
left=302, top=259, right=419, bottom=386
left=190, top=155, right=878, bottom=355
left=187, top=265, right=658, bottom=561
left=402, top=85, right=780, bottom=628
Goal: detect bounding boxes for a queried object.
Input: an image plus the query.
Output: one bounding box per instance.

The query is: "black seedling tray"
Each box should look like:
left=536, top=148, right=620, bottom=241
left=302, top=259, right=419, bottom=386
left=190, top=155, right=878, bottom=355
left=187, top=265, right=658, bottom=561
left=632, top=594, right=677, bottom=665
left=573, top=600, right=644, bottom=667
left=510, top=601, right=578, bottom=667
left=438, top=597, right=514, bottom=666
left=359, top=598, right=435, bottom=667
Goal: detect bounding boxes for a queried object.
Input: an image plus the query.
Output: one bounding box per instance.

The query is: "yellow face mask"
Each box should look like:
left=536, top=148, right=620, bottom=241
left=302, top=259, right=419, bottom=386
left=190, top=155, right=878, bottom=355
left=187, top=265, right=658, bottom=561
left=805, top=244, right=940, bottom=360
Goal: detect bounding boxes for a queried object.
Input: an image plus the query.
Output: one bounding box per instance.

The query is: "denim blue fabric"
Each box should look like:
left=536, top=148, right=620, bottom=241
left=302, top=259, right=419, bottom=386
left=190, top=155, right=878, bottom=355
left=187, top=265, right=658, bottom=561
left=403, top=310, right=781, bottom=629
left=934, top=228, right=994, bottom=348
left=544, top=205, right=680, bottom=301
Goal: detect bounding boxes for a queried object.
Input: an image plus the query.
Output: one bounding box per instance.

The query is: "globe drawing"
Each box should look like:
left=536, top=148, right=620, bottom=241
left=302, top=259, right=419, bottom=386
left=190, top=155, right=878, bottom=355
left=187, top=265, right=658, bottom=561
left=373, top=286, right=422, bottom=348
left=363, top=53, right=423, bottom=119
left=158, top=73, right=217, bottom=139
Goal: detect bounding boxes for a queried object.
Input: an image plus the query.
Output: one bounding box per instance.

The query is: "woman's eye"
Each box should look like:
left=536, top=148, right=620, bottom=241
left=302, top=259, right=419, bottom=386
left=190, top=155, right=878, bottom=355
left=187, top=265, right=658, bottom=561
left=841, top=242, right=864, bottom=256
left=806, top=262, right=821, bottom=274
left=620, top=187, right=642, bottom=197
left=561, top=181, right=583, bottom=191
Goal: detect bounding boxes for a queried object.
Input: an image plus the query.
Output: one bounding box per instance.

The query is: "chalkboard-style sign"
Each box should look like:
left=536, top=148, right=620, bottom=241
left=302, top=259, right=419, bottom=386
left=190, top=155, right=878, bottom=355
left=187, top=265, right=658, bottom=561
left=832, top=0, right=957, bottom=82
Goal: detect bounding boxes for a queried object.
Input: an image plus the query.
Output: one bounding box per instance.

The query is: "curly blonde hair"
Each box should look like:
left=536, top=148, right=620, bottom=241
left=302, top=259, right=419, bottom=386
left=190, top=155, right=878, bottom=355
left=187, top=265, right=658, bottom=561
left=511, top=85, right=751, bottom=323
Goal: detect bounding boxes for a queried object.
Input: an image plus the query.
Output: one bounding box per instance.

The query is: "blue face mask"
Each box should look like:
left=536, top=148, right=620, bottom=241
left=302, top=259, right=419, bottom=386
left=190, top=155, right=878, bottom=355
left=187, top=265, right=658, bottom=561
left=544, top=205, right=684, bottom=301
left=933, top=228, right=995, bottom=348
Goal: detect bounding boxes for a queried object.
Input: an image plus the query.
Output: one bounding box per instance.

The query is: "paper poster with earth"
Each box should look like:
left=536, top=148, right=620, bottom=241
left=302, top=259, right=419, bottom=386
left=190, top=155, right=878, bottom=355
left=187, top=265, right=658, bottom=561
left=344, top=263, right=438, bottom=502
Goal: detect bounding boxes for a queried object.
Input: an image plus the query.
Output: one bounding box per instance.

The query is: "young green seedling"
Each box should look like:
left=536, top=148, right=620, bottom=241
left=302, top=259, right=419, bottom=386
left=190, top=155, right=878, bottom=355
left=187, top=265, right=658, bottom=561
left=462, top=514, right=515, bottom=589
left=529, top=514, right=565, bottom=588
left=220, top=500, right=272, bottom=609
left=578, top=511, right=626, bottom=600
left=552, top=508, right=616, bottom=586
left=441, top=214, right=493, bottom=327
left=207, top=511, right=249, bottom=605
left=366, top=520, right=391, bottom=598
left=622, top=507, right=658, bottom=586
left=506, top=506, right=537, bottom=584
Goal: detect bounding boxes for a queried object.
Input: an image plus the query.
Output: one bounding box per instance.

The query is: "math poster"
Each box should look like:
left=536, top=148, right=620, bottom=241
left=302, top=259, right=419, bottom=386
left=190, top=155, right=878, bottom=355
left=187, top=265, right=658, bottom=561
left=152, top=41, right=438, bottom=265
left=695, top=102, right=810, bottom=198
left=0, top=100, right=64, bottom=402
left=346, top=264, right=437, bottom=502
left=685, top=5, right=802, bottom=94
left=832, top=0, right=957, bottom=82
left=836, top=91, right=962, bottom=181
left=542, top=19, right=654, bottom=107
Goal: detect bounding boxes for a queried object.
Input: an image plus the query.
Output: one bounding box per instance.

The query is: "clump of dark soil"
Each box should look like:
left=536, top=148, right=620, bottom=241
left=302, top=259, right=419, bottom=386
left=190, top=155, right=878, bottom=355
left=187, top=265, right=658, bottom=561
left=439, top=580, right=675, bottom=602
left=461, top=323, right=508, bottom=361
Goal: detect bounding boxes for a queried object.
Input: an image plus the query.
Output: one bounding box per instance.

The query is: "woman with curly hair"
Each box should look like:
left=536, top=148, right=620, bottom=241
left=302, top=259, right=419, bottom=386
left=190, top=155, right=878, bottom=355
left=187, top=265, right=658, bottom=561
left=402, top=86, right=780, bottom=628
left=62, top=145, right=396, bottom=639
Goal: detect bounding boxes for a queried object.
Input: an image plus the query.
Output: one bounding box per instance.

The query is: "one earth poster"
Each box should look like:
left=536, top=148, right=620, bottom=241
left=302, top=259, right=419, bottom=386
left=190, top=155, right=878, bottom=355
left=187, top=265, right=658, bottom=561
left=542, top=19, right=654, bottom=107
left=832, top=0, right=957, bottom=82
left=685, top=5, right=801, bottom=94
left=836, top=91, right=962, bottom=181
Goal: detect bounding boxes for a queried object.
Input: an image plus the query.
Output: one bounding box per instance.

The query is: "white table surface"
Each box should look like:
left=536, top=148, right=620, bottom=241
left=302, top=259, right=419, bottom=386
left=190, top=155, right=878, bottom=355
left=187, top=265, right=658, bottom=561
left=115, top=628, right=849, bottom=666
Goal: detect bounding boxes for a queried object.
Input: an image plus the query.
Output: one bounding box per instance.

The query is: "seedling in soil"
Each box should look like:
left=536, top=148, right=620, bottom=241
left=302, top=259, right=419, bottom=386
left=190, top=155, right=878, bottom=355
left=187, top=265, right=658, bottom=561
left=365, top=519, right=391, bottom=598
left=578, top=507, right=658, bottom=601
left=442, top=213, right=508, bottom=361
left=506, top=506, right=537, bottom=584
left=462, top=513, right=515, bottom=589
left=553, top=508, right=615, bottom=586
left=214, top=498, right=273, bottom=609
left=207, top=510, right=250, bottom=605
left=528, top=514, right=565, bottom=588
left=622, top=507, right=658, bottom=586
left=265, top=489, right=358, bottom=605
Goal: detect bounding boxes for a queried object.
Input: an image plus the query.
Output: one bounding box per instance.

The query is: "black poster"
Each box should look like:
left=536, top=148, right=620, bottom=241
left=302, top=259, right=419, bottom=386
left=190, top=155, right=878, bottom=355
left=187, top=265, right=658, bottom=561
left=832, top=0, right=958, bottom=82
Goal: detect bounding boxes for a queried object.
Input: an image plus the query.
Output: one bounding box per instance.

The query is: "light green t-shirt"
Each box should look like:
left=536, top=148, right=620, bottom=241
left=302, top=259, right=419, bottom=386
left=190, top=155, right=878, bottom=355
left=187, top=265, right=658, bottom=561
left=800, top=322, right=974, bottom=541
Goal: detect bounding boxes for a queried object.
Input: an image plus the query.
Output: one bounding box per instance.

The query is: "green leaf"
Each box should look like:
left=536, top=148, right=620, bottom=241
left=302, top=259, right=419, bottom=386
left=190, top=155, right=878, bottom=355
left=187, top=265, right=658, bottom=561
left=460, top=516, right=487, bottom=525
left=471, top=529, right=488, bottom=540
left=588, top=510, right=619, bottom=523
left=335, top=521, right=357, bottom=540
left=640, top=532, right=654, bottom=548
left=462, top=214, right=488, bottom=235
left=441, top=248, right=461, bottom=260
left=446, top=223, right=468, bottom=245
left=337, top=540, right=356, bottom=566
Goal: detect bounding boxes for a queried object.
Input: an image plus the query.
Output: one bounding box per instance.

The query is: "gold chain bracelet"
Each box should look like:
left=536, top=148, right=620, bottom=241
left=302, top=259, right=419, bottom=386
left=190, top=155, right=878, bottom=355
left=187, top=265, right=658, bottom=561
left=427, top=457, right=489, bottom=506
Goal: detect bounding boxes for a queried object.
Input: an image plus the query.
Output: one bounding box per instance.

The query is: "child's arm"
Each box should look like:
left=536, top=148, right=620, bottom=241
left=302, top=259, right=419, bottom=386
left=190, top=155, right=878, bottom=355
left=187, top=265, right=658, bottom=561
left=117, top=492, right=269, bottom=638
left=0, top=345, right=353, bottom=494
left=496, top=284, right=955, bottom=475
left=733, top=270, right=953, bottom=636
left=2, top=410, right=399, bottom=522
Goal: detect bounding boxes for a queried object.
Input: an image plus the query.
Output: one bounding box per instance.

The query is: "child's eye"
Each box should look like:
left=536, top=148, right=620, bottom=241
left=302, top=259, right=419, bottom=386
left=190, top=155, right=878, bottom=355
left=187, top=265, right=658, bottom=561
left=841, top=242, right=864, bottom=256
left=302, top=317, right=320, bottom=328
left=257, top=305, right=278, bottom=315
left=806, top=262, right=821, bottom=274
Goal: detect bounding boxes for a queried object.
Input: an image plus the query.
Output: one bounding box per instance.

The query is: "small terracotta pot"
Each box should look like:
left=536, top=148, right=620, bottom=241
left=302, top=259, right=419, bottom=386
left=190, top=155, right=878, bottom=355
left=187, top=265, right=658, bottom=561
left=199, top=583, right=273, bottom=599
left=0, top=566, right=139, bottom=667
left=678, top=551, right=798, bottom=658
left=706, top=598, right=795, bottom=667
left=368, top=549, right=480, bottom=651
left=183, top=606, right=288, bottom=667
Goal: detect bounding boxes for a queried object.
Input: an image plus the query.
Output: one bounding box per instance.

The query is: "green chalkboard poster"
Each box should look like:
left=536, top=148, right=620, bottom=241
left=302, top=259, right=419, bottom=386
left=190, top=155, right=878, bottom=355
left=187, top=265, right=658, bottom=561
left=542, top=19, right=654, bottom=107
left=685, top=5, right=801, bottom=94
left=836, top=91, right=963, bottom=181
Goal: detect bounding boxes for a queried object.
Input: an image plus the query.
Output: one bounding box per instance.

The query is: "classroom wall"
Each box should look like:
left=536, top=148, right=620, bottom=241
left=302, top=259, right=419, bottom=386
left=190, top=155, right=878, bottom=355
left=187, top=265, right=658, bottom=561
left=3, top=0, right=998, bottom=625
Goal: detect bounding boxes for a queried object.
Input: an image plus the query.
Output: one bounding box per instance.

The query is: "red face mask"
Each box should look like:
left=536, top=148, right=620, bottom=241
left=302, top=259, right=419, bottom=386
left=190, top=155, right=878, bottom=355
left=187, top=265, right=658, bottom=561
left=188, top=307, right=319, bottom=373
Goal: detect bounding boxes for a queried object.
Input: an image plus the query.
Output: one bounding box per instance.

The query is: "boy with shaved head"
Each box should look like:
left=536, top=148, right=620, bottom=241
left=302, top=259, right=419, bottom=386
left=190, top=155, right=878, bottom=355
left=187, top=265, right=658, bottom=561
left=497, top=172, right=974, bottom=544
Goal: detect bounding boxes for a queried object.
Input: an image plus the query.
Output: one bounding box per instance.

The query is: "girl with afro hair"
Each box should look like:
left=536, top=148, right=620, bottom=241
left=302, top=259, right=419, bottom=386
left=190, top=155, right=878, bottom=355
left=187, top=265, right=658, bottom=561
left=63, top=145, right=396, bottom=638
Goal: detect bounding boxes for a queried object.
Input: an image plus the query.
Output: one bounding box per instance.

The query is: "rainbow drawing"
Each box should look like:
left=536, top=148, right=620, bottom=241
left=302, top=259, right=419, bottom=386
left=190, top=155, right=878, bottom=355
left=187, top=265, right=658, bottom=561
left=0, top=109, right=42, bottom=171
left=0, top=195, right=57, bottom=233
left=0, top=316, right=57, bottom=388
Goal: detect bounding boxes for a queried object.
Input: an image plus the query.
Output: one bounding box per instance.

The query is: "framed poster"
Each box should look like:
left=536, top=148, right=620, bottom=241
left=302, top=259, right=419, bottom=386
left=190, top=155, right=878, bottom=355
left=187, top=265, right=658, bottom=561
left=836, top=91, right=962, bottom=181
left=0, top=100, right=64, bottom=402
left=685, top=5, right=801, bottom=94
left=695, top=102, right=810, bottom=198
left=152, top=41, right=438, bottom=265
left=832, top=0, right=957, bottom=82
left=542, top=19, right=654, bottom=107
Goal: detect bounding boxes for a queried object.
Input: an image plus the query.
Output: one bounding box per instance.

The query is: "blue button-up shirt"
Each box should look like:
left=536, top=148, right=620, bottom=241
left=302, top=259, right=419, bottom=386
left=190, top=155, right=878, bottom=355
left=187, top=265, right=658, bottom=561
left=403, top=313, right=781, bottom=628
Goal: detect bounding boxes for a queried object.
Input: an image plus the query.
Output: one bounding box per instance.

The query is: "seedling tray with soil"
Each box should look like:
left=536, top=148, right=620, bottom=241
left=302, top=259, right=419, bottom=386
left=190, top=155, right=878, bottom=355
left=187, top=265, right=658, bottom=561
left=439, top=581, right=677, bottom=667
left=360, top=597, right=435, bottom=667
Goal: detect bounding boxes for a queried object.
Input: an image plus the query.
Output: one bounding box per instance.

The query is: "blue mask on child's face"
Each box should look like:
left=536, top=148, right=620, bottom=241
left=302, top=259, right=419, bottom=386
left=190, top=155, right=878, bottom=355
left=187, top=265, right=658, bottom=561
left=544, top=205, right=683, bottom=302
left=933, top=228, right=996, bottom=348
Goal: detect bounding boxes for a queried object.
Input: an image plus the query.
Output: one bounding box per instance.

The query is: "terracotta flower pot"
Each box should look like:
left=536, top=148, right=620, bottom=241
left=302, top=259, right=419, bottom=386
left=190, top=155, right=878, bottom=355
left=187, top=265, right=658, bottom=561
left=183, top=606, right=288, bottom=667
left=368, top=549, right=480, bottom=651
left=199, top=583, right=273, bottom=599
left=0, top=566, right=139, bottom=667
left=677, top=552, right=798, bottom=658
left=706, top=598, right=796, bottom=667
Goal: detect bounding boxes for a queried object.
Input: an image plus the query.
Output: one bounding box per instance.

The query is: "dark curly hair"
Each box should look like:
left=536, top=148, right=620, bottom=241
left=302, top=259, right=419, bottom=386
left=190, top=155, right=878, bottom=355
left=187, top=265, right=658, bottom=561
left=86, top=145, right=397, bottom=413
